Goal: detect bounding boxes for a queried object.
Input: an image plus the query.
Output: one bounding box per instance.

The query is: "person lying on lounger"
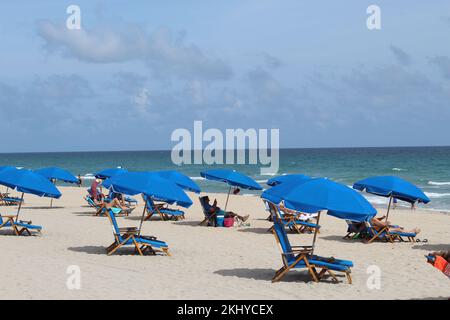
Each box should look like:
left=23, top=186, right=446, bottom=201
left=279, top=201, right=317, bottom=221
left=202, top=196, right=249, bottom=223
left=370, top=216, right=420, bottom=235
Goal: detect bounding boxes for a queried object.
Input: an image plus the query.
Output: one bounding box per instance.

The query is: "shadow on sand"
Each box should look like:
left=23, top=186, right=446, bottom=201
left=68, top=245, right=107, bottom=255
left=172, top=220, right=204, bottom=227
left=68, top=245, right=162, bottom=256
left=412, top=243, right=449, bottom=251
left=237, top=227, right=270, bottom=235
left=23, top=206, right=64, bottom=210
left=214, top=268, right=341, bottom=283
left=319, top=235, right=360, bottom=243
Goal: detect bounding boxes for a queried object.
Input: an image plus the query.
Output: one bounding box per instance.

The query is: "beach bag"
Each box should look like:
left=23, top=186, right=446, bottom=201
left=223, top=217, right=234, bottom=228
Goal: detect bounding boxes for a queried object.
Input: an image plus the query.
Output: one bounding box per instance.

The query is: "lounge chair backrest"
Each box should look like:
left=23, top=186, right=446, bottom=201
left=143, top=195, right=156, bottom=210
left=272, top=221, right=294, bottom=261
left=106, top=210, right=123, bottom=242
left=266, top=201, right=282, bottom=223
left=199, top=197, right=210, bottom=216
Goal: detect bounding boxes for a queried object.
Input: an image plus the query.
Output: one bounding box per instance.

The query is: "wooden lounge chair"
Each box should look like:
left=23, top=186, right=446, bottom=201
left=363, top=220, right=417, bottom=243
left=0, top=194, right=23, bottom=206
left=105, top=209, right=170, bottom=256
left=271, top=221, right=352, bottom=284
left=343, top=219, right=365, bottom=240
left=0, top=214, right=42, bottom=236
left=143, top=195, right=184, bottom=221
left=265, top=201, right=320, bottom=234
left=199, top=196, right=217, bottom=226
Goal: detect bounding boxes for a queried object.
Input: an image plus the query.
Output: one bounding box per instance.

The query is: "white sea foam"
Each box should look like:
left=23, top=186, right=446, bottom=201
left=365, top=196, right=389, bottom=206
left=392, top=168, right=406, bottom=171
left=425, top=192, right=450, bottom=198
left=190, top=176, right=205, bottom=181
left=82, top=174, right=95, bottom=180
left=428, top=181, right=450, bottom=186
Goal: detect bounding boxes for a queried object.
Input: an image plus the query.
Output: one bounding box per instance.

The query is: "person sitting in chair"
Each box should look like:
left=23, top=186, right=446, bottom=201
left=90, top=179, right=135, bottom=214
left=201, top=196, right=249, bottom=223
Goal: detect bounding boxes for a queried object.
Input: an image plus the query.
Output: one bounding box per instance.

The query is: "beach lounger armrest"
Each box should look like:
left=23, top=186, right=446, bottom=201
left=291, top=245, right=313, bottom=249
left=1, top=215, right=16, bottom=219
left=119, top=227, right=138, bottom=234
left=284, top=248, right=312, bottom=256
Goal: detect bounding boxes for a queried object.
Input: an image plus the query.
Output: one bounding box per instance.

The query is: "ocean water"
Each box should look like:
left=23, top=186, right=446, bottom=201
left=1, top=147, right=449, bottom=212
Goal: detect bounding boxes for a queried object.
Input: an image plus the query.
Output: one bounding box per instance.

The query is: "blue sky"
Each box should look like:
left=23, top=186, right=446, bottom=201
left=1, top=0, right=450, bottom=152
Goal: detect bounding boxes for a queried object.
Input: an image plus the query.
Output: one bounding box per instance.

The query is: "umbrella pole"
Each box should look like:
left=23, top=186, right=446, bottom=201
left=311, top=211, right=322, bottom=255
left=224, top=186, right=232, bottom=211
left=50, top=179, right=55, bottom=208
left=385, top=195, right=393, bottom=222
left=138, top=198, right=147, bottom=237
left=15, top=192, right=24, bottom=222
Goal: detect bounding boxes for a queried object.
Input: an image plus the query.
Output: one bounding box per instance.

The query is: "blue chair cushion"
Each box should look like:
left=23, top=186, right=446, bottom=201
left=123, top=236, right=168, bottom=248
left=289, top=257, right=350, bottom=271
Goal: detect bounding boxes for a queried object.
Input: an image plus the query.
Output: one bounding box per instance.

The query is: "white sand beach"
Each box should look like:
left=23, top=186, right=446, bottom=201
left=0, top=186, right=449, bottom=300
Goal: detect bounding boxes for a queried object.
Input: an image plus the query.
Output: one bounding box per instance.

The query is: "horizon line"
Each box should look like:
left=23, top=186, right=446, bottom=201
left=1, top=145, right=450, bottom=155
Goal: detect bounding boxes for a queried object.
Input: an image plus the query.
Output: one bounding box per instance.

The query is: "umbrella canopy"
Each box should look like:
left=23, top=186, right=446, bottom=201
left=200, top=169, right=262, bottom=190
left=0, top=166, right=16, bottom=173
left=35, top=167, right=78, bottom=184
left=266, top=174, right=311, bottom=187
left=103, top=171, right=192, bottom=208
left=0, top=167, right=61, bottom=199
left=262, top=178, right=376, bottom=222
left=353, top=176, right=430, bottom=204
left=95, top=167, right=128, bottom=180
left=155, top=170, right=201, bottom=193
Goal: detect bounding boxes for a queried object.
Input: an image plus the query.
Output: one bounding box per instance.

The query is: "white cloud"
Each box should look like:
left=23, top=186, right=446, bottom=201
left=37, top=21, right=233, bottom=81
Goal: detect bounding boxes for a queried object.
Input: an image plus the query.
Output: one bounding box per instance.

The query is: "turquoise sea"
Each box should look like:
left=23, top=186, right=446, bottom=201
left=1, top=147, right=449, bottom=212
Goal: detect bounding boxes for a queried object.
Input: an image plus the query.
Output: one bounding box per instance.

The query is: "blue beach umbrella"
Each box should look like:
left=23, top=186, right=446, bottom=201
left=95, top=167, right=128, bottom=180
left=35, top=167, right=78, bottom=184
left=353, top=175, right=430, bottom=221
left=262, top=178, right=376, bottom=219
left=0, top=166, right=16, bottom=173
left=35, top=167, right=78, bottom=207
left=155, top=170, right=201, bottom=193
left=262, top=178, right=376, bottom=252
left=266, top=174, right=312, bottom=187
left=0, top=166, right=16, bottom=192
left=0, top=167, right=61, bottom=221
left=103, top=171, right=193, bottom=234
left=200, top=169, right=262, bottom=210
